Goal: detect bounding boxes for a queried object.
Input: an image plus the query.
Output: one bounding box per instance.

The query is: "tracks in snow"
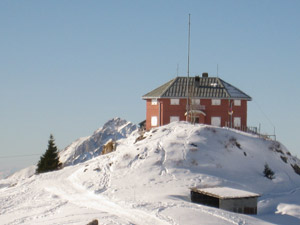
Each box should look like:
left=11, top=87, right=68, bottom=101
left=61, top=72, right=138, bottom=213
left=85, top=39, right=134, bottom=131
left=44, top=166, right=170, bottom=225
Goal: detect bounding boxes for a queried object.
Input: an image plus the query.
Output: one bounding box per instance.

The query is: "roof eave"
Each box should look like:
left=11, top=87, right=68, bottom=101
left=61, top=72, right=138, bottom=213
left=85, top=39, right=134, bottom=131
left=142, top=96, right=252, bottom=100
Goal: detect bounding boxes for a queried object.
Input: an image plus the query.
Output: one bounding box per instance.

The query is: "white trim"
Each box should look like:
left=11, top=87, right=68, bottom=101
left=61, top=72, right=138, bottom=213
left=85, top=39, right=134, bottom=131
left=185, top=110, right=206, bottom=116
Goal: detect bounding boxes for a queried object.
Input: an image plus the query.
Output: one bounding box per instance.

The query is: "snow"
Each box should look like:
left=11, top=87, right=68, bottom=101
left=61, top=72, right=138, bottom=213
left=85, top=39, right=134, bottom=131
left=276, top=203, right=300, bottom=218
left=193, top=187, right=260, bottom=199
left=1, top=120, right=300, bottom=224
left=59, top=117, right=138, bottom=166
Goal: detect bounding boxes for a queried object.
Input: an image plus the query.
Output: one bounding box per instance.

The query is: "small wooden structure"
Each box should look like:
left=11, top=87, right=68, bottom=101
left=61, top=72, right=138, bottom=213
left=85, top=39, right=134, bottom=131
left=190, top=187, right=260, bottom=214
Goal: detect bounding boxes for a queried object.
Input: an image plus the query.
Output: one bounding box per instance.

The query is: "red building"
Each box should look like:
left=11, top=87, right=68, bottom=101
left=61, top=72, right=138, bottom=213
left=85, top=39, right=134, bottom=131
left=142, top=73, right=251, bottom=131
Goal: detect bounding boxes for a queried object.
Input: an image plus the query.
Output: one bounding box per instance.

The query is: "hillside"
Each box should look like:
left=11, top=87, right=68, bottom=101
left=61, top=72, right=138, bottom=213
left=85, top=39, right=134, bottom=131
left=1, top=121, right=300, bottom=224
left=59, top=117, right=138, bottom=166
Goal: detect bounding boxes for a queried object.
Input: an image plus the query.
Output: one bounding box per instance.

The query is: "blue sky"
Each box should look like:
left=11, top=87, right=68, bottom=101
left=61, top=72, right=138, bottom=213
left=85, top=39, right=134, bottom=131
left=1, top=0, right=300, bottom=173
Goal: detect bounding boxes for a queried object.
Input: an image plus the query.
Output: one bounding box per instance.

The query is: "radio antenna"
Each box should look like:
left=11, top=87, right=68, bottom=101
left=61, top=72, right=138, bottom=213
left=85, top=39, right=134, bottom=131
left=186, top=14, right=191, bottom=121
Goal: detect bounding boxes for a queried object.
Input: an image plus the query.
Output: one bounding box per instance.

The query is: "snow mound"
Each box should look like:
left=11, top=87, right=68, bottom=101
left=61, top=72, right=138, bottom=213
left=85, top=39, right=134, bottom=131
left=7, top=165, right=37, bottom=180
left=59, top=117, right=138, bottom=166
left=94, top=121, right=300, bottom=196
left=1, top=121, right=300, bottom=224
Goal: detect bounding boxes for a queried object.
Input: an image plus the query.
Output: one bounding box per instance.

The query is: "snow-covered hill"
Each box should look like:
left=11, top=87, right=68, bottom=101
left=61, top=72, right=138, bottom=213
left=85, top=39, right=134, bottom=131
left=59, top=117, right=138, bottom=166
left=1, top=121, right=300, bottom=225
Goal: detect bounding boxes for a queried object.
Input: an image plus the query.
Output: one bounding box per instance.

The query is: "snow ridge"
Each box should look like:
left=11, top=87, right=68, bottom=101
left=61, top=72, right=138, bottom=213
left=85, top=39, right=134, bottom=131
left=59, top=117, right=138, bottom=166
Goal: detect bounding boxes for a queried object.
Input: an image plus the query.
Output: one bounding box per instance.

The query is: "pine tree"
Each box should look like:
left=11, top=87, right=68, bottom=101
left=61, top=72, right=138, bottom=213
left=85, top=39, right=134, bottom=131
left=263, top=163, right=275, bottom=180
left=36, top=134, right=62, bottom=174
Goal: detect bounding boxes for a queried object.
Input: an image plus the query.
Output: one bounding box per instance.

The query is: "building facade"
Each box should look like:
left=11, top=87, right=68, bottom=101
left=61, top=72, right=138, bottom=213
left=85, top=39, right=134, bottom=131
left=142, top=73, right=251, bottom=131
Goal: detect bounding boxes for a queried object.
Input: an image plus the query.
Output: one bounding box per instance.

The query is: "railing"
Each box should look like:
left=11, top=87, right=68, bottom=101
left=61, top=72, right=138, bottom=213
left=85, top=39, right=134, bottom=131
left=224, top=124, right=276, bottom=141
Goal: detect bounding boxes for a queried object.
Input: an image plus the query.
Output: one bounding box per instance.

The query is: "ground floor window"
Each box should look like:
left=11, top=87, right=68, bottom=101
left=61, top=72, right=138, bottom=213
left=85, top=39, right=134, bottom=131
left=211, top=117, right=221, bottom=127
left=234, top=117, right=241, bottom=127
left=170, top=116, right=180, bottom=123
left=151, top=116, right=158, bottom=126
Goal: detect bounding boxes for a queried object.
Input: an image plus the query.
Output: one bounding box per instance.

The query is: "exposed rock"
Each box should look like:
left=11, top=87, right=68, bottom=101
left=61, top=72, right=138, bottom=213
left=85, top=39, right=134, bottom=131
left=86, top=219, right=98, bottom=225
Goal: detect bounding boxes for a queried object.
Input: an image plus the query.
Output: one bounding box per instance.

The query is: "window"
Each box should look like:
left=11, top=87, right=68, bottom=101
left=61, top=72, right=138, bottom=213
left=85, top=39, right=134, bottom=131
left=151, top=99, right=157, bottom=105
left=212, top=99, right=221, bottom=105
left=234, top=100, right=241, bottom=106
left=234, top=117, right=241, bottom=128
left=211, top=117, right=221, bottom=127
left=170, top=99, right=180, bottom=105
left=170, top=116, right=180, bottom=123
left=151, top=116, right=158, bottom=126
left=192, top=99, right=200, bottom=105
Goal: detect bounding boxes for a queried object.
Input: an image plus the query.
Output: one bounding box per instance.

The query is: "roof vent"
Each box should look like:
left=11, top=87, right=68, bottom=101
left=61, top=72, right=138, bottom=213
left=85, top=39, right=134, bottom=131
left=202, top=72, right=208, bottom=78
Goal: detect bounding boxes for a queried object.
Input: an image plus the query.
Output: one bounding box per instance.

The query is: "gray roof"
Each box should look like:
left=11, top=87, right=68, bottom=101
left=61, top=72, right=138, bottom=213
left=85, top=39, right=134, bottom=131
left=142, top=76, right=251, bottom=100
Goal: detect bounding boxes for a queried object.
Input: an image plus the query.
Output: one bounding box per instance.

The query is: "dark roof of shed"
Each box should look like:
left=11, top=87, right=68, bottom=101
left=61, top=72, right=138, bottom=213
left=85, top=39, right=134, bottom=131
left=142, top=77, right=251, bottom=100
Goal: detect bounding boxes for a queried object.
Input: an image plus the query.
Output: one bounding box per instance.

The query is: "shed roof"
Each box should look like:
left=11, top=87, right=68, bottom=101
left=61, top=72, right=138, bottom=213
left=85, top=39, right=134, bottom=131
left=191, top=187, right=260, bottom=199
left=142, top=76, right=251, bottom=100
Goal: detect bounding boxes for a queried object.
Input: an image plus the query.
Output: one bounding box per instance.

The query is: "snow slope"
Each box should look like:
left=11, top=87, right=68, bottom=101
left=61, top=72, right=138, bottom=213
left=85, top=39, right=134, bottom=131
left=1, top=121, right=300, bottom=225
left=59, top=117, right=138, bottom=166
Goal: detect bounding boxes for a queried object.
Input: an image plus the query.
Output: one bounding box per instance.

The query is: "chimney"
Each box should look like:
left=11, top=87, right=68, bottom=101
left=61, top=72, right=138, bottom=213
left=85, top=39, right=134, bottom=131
left=195, top=76, right=200, bottom=87
left=202, top=72, right=208, bottom=78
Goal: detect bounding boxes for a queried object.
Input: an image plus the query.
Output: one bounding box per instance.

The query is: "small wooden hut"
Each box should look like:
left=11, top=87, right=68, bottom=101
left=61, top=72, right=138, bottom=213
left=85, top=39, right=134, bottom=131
left=190, top=187, right=260, bottom=214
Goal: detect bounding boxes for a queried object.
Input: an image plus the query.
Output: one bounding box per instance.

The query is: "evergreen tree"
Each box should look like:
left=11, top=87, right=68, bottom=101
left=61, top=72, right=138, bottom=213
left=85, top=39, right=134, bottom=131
left=263, top=163, right=275, bottom=180
left=36, top=134, right=62, bottom=174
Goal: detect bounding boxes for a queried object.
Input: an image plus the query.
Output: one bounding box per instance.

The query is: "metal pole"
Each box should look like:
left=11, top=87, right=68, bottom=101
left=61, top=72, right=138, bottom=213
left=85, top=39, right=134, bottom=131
left=186, top=14, right=191, bottom=122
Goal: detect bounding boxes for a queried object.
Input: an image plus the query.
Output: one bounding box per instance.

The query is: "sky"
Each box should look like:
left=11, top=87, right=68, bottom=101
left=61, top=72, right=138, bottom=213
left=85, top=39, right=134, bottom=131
left=1, top=0, right=300, bottom=174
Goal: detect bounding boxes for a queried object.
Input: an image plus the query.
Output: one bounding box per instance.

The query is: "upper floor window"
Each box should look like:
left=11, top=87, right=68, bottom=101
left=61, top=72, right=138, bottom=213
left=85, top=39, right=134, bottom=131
left=191, top=99, right=200, bottom=105
left=151, top=99, right=157, bottom=105
left=170, top=99, right=180, bottom=105
left=212, top=99, right=221, bottom=105
left=234, top=100, right=241, bottom=106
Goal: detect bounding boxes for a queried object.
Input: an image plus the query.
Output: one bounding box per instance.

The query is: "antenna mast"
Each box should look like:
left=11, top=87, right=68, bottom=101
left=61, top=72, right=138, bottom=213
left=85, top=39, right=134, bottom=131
left=186, top=14, right=191, bottom=121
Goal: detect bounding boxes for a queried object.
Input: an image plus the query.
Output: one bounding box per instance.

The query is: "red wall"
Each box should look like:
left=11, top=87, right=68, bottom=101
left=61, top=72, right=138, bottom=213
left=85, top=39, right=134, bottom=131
left=145, top=98, right=248, bottom=130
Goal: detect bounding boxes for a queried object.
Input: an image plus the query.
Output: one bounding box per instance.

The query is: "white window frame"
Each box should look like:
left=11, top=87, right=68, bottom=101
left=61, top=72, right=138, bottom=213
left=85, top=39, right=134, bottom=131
left=211, top=117, right=221, bottom=127
left=151, top=116, right=158, bottom=126
left=170, top=116, right=180, bottom=123
left=151, top=99, right=157, bottom=105
left=212, top=99, right=221, bottom=105
left=234, top=99, right=241, bottom=106
left=191, top=99, right=200, bottom=105
left=234, top=117, right=241, bottom=128
left=170, top=98, right=180, bottom=105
